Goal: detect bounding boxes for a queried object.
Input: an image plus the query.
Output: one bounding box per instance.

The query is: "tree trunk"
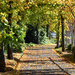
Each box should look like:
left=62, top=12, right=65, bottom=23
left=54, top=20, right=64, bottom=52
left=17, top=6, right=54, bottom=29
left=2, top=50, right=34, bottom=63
left=7, top=2, right=13, bottom=59
left=46, top=25, right=49, bottom=37
left=73, top=25, right=75, bottom=58
left=56, top=24, right=59, bottom=48
left=74, top=46, right=75, bottom=58
left=7, top=44, right=13, bottom=59
left=61, top=15, right=65, bottom=52
left=0, top=43, right=6, bottom=72
left=57, top=35, right=59, bottom=48
left=36, top=24, right=39, bottom=44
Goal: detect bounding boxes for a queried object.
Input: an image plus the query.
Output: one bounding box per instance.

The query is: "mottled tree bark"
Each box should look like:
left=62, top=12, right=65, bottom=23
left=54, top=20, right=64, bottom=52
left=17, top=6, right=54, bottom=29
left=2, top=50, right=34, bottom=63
left=7, top=44, right=13, bottom=59
left=56, top=23, right=59, bottom=48
left=36, top=24, right=39, bottom=44
left=7, top=1, right=13, bottom=59
left=74, top=46, right=75, bottom=58
left=0, top=43, right=6, bottom=72
left=46, top=25, right=49, bottom=37
left=73, top=26, right=75, bottom=58
left=61, top=15, right=65, bottom=52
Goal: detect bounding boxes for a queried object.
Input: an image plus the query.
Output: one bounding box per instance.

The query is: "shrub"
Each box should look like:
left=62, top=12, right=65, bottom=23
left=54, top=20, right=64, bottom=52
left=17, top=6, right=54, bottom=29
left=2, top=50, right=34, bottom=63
left=13, top=43, right=22, bottom=53
left=66, top=44, right=73, bottom=52
left=72, top=46, right=74, bottom=53
left=38, top=28, right=55, bottom=44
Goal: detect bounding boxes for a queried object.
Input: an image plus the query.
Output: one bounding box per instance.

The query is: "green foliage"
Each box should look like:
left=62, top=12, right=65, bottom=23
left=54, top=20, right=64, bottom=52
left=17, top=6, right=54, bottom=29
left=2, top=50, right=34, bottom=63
left=72, top=46, right=74, bottom=53
left=25, top=43, right=37, bottom=47
left=25, top=25, right=57, bottom=45
left=12, top=43, right=22, bottom=53
left=66, top=44, right=73, bottom=52
left=38, top=27, right=56, bottom=44
left=55, top=47, right=62, bottom=54
left=0, top=0, right=74, bottom=56
left=38, top=27, right=48, bottom=44
left=0, top=0, right=75, bottom=72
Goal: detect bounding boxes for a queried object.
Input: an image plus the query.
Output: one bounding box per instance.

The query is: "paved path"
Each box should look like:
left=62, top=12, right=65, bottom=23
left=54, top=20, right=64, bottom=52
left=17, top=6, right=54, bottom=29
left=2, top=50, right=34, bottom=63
left=16, top=45, right=75, bottom=75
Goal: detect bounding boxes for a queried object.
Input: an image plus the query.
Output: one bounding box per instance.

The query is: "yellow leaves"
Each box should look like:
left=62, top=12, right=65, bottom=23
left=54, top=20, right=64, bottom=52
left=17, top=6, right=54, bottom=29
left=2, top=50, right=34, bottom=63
left=0, top=12, right=6, bottom=20
left=65, top=36, right=71, bottom=39
left=7, top=0, right=13, bottom=2
left=68, top=0, right=74, bottom=3
left=14, top=24, right=20, bottom=29
left=2, top=30, right=7, bottom=39
left=20, top=0, right=25, bottom=2
left=10, top=31, right=14, bottom=36
left=6, top=0, right=25, bottom=9
left=1, top=16, right=7, bottom=23
left=7, top=4, right=10, bottom=8
left=6, top=0, right=25, bottom=3
left=20, top=7, right=24, bottom=11
left=1, top=16, right=5, bottom=20
left=24, top=6, right=30, bottom=9
left=16, top=24, right=20, bottom=28
left=3, top=30, right=6, bottom=35
left=0, top=34, right=2, bottom=39
left=0, top=12, right=5, bottom=16
left=0, top=12, right=7, bottom=23
left=18, top=16, right=21, bottom=20
left=0, top=30, right=7, bottom=39
left=13, top=16, right=18, bottom=21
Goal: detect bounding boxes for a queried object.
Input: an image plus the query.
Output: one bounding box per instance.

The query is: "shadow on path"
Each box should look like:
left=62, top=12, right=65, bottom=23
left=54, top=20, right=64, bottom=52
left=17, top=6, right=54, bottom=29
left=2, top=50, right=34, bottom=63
left=2, top=45, right=75, bottom=75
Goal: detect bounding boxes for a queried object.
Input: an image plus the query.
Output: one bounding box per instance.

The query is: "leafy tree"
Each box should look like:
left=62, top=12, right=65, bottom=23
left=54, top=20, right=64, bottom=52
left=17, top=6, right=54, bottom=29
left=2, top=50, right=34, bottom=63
left=0, top=0, right=75, bottom=72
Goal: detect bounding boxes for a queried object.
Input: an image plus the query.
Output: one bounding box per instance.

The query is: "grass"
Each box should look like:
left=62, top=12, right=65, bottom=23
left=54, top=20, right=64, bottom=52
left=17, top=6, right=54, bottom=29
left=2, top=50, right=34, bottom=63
left=55, top=47, right=62, bottom=54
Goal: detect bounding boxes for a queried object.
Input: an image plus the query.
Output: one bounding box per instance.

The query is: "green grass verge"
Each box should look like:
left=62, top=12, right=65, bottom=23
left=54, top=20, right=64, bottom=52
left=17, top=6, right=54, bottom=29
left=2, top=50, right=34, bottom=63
left=55, top=47, right=62, bottom=54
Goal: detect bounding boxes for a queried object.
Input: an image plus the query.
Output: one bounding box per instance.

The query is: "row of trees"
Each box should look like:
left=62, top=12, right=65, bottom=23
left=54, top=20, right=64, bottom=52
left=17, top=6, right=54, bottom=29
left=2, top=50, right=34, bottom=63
left=0, top=0, right=75, bottom=72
